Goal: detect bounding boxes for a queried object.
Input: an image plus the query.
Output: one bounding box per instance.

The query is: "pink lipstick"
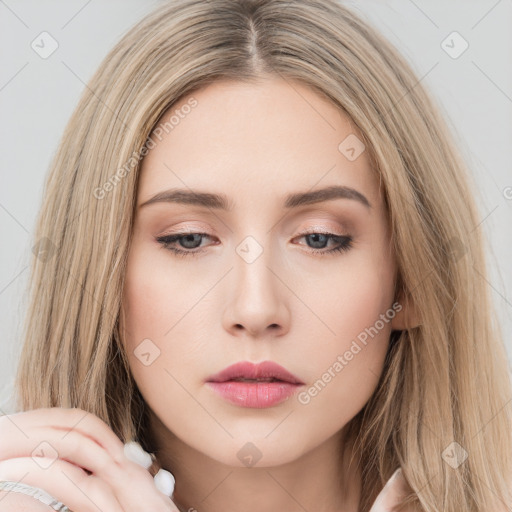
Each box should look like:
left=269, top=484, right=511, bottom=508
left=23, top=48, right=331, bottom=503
left=205, top=361, right=304, bottom=408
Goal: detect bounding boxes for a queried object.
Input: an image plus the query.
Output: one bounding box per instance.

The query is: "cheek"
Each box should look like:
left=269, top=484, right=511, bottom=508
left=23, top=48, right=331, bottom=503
left=120, top=248, right=183, bottom=398
left=296, top=251, right=395, bottom=410
left=121, top=244, right=196, bottom=344
left=306, top=275, right=392, bottom=378
left=303, top=249, right=395, bottom=347
left=121, top=273, right=166, bottom=347
left=120, top=243, right=212, bottom=389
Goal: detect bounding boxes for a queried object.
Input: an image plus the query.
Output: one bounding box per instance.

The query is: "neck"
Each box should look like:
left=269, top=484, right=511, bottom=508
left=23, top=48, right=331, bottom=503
left=147, top=410, right=362, bottom=512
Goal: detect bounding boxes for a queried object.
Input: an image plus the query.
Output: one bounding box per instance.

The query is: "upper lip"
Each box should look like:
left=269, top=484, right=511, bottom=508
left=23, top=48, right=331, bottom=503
left=206, top=361, right=304, bottom=385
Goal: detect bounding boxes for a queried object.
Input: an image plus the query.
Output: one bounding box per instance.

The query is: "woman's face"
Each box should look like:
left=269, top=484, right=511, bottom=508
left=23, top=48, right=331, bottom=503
left=121, top=76, right=402, bottom=467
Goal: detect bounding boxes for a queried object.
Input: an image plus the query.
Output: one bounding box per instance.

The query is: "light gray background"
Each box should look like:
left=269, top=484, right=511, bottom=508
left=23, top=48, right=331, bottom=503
left=1, top=0, right=511, bottom=414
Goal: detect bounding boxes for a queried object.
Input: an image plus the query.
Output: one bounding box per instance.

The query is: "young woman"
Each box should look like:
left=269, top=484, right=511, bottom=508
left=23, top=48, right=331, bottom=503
left=1, top=0, right=511, bottom=511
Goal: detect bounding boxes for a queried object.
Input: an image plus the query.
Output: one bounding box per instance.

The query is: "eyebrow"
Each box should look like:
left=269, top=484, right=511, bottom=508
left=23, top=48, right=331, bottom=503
left=138, top=185, right=371, bottom=210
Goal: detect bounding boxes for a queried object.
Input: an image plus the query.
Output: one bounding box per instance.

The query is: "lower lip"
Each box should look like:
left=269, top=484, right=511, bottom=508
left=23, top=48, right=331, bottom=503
left=206, top=381, right=302, bottom=408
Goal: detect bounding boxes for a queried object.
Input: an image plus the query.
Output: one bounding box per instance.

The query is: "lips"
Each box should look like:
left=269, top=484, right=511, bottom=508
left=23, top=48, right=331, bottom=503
left=205, top=360, right=304, bottom=408
left=206, top=360, right=304, bottom=385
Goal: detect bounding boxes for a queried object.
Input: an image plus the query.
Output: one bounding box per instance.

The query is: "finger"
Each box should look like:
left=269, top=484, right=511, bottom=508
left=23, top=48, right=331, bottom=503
left=123, top=442, right=175, bottom=496
left=0, top=409, right=179, bottom=510
left=123, top=441, right=153, bottom=470
left=0, top=409, right=157, bottom=492
left=1, top=408, right=126, bottom=464
left=0, top=456, right=123, bottom=512
left=1, top=426, right=119, bottom=478
left=1, top=423, right=170, bottom=506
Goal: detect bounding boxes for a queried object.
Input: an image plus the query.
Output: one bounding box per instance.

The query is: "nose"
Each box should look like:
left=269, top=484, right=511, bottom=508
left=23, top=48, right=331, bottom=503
left=222, top=240, right=290, bottom=339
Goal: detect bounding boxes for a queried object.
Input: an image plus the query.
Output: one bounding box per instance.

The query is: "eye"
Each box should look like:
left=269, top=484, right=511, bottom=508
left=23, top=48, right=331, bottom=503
left=293, top=231, right=353, bottom=255
left=155, top=232, right=214, bottom=258
left=155, top=231, right=353, bottom=258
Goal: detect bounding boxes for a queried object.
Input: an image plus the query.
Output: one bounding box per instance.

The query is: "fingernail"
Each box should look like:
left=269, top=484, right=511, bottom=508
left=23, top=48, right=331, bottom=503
left=123, top=441, right=152, bottom=470
left=154, top=468, right=175, bottom=497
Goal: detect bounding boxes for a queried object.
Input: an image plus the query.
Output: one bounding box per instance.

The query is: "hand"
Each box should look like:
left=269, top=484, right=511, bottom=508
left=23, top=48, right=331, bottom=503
left=0, top=407, right=180, bottom=512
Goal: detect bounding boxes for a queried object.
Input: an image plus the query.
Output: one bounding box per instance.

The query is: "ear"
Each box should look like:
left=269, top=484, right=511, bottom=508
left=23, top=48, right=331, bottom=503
left=390, top=291, right=421, bottom=331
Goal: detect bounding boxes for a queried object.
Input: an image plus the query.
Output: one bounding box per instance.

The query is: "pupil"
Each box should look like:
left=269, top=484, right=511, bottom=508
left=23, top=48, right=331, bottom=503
left=180, top=234, right=202, bottom=249
left=307, top=233, right=328, bottom=249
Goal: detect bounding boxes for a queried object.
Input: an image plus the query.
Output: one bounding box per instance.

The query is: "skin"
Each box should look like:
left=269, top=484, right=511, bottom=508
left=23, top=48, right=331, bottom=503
left=120, top=75, right=411, bottom=512
left=0, top=408, right=179, bottom=511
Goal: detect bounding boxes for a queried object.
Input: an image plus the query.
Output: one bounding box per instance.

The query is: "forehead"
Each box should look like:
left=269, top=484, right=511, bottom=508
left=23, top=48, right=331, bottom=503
left=138, top=77, right=381, bottom=210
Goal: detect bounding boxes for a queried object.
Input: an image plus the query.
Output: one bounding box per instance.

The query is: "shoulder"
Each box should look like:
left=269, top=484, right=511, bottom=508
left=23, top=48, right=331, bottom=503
left=0, top=490, right=55, bottom=511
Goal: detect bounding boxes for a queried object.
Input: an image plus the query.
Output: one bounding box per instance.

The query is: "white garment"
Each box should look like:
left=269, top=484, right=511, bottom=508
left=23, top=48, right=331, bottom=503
left=369, top=468, right=410, bottom=511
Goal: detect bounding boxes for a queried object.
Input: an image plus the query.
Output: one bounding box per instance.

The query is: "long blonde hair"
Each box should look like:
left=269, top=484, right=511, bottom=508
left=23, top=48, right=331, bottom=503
left=13, top=0, right=512, bottom=510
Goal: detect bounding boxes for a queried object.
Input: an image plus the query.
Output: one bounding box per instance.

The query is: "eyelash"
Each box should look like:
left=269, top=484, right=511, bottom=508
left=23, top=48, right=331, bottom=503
left=155, top=230, right=353, bottom=258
